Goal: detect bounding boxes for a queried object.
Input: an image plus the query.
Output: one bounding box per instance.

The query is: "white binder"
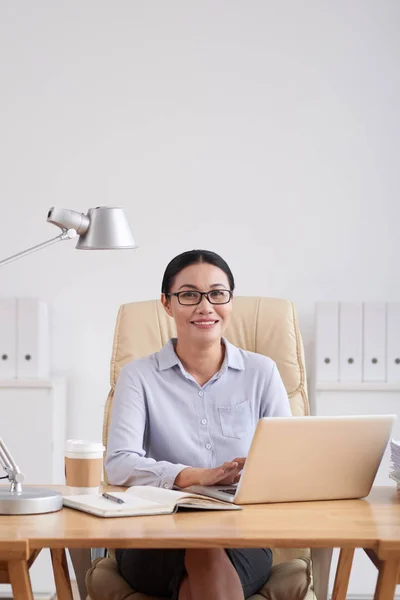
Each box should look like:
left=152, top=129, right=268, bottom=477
left=362, top=302, right=386, bottom=382
left=0, top=298, right=17, bottom=378
left=339, top=302, right=363, bottom=382
left=386, top=302, right=400, bottom=382
left=315, top=302, right=339, bottom=382
left=16, top=298, right=50, bottom=379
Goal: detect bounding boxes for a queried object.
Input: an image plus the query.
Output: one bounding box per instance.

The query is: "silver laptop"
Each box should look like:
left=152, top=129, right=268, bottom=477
left=183, top=414, right=396, bottom=504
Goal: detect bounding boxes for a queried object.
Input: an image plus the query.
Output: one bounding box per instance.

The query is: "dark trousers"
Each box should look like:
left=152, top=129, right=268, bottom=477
left=116, top=547, right=273, bottom=599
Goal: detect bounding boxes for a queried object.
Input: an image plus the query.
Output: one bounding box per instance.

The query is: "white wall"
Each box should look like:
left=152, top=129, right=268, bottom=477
left=0, top=0, right=399, bottom=439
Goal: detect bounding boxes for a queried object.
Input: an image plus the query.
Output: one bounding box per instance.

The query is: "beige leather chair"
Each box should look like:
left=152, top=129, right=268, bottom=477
left=80, top=296, right=333, bottom=600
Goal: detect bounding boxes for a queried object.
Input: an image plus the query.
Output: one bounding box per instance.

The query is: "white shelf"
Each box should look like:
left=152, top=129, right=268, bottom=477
left=316, top=381, right=400, bottom=391
left=0, top=378, right=66, bottom=594
left=0, top=379, right=54, bottom=388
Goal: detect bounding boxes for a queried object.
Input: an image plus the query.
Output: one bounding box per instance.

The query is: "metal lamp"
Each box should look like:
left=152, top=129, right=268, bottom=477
left=0, top=436, right=62, bottom=514
left=0, top=206, right=138, bottom=267
left=0, top=206, right=137, bottom=513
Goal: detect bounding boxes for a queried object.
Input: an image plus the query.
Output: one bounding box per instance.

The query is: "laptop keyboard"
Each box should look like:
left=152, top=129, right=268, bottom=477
left=217, top=488, right=236, bottom=495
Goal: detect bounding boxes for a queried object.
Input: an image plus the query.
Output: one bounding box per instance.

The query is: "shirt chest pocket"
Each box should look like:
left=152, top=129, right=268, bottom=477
left=217, top=400, right=251, bottom=439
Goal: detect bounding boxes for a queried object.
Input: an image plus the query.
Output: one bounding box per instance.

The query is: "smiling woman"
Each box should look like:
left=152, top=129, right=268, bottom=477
left=106, top=249, right=292, bottom=600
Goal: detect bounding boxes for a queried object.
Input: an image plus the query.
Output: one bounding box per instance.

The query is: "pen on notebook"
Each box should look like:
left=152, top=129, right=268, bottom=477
left=102, top=492, right=125, bottom=504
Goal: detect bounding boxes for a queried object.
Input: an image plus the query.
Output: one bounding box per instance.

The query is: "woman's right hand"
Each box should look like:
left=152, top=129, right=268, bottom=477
left=174, top=461, right=243, bottom=488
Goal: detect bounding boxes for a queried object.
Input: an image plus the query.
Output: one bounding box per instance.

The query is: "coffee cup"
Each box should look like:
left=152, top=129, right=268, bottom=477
left=65, top=440, right=105, bottom=494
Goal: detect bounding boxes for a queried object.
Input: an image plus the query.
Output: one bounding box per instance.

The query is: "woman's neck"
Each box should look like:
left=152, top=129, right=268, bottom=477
left=174, top=338, right=225, bottom=387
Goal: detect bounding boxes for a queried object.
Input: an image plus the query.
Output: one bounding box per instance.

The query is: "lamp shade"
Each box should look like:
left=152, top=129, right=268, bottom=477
left=75, top=207, right=138, bottom=250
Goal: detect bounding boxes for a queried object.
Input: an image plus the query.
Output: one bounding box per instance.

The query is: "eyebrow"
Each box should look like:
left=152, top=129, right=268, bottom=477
left=177, top=283, right=228, bottom=290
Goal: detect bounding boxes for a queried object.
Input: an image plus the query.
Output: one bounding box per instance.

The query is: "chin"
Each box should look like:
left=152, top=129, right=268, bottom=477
left=190, top=327, right=222, bottom=342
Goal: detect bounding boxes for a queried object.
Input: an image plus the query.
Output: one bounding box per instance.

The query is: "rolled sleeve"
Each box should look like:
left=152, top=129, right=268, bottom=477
left=160, top=463, right=189, bottom=489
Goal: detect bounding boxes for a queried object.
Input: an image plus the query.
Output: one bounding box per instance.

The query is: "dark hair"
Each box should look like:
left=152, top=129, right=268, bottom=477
left=161, top=249, right=235, bottom=295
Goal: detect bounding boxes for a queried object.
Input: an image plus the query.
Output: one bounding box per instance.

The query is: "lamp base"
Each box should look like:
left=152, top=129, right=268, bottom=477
left=0, top=487, right=63, bottom=514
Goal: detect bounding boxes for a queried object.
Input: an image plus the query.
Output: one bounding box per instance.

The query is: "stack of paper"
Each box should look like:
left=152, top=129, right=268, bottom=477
left=389, top=440, right=400, bottom=488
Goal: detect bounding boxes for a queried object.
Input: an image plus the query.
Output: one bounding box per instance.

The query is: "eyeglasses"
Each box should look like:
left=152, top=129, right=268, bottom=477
left=166, top=290, right=233, bottom=305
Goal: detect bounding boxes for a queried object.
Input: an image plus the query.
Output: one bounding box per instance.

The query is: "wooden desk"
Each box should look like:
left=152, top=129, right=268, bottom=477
left=0, top=486, right=399, bottom=600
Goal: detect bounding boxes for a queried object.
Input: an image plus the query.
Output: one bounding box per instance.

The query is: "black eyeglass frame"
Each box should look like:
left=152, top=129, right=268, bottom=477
left=165, top=290, right=233, bottom=305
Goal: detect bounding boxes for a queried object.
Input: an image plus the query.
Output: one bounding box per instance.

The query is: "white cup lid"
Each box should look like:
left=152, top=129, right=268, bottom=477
left=65, top=439, right=105, bottom=453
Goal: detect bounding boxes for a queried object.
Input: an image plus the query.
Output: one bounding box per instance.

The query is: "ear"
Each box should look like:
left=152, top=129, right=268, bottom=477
left=161, top=294, right=173, bottom=317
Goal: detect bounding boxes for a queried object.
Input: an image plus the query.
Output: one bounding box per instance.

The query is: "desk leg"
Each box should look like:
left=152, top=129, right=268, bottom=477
left=50, top=548, right=74, bottom=600
left=374, top=558, right=399, bottom=600
left=8, top=560, right=34, bottom=600
left=331, top=548, right=355, bottom=600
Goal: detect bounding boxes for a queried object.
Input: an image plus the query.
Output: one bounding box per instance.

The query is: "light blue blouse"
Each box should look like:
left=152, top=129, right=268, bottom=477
left=105, top=338, right=291, bottom=489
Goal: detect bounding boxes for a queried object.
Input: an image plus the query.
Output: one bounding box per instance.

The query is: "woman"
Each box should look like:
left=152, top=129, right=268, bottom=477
left=106, top=249, right=292, bottom=600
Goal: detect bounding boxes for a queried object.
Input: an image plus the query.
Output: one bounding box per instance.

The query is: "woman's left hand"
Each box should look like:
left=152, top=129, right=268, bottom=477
left=218, top=457, right=246, bottom=485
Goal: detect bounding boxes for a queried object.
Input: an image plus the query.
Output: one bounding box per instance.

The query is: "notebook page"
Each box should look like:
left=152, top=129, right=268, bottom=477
left=125, top=485, right=195, bottom=506
left=126, top=485, right=233, bottom=507
left=64, top=493, right=167, bottom=513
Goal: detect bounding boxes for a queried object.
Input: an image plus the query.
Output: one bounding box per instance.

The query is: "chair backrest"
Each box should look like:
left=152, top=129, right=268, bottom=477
left=103, top=296, right=309, bottom=452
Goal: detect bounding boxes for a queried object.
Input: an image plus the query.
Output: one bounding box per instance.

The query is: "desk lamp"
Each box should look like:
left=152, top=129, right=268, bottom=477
left=0, top=206, right=137, bottom=513
left=0, top=436, right=64, bottom=514
left=0, top=206, right=137, bottom=267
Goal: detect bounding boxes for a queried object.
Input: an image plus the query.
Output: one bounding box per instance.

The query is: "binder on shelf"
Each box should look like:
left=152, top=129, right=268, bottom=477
left=0, top=298, right=17, bottom=379
left=362, top=302, right=386, bottom=382
left=16, top=298, right=50, bottom=379
left=315, top=302, right=339, bottom=382
left=387, top=302, right=400, bottom=383
left=339, top=302, right=363, bottom=382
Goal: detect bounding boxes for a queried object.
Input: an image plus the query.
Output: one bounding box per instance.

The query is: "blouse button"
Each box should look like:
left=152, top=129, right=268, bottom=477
left=201, top=419, right=207, bottom=425
left=206, top=443, right=212, bottom=450
left=198, top=391, right=204, bottom=397
left=163, top=484, right=169, bottom=488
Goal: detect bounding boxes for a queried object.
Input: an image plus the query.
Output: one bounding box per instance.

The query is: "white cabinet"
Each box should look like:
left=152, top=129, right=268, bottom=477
left=0, top=378, right=66, bottom=597
left=315, top=384, right=400, bottom=599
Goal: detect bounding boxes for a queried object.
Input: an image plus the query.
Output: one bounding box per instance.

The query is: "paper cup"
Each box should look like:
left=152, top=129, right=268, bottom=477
left=64, top=440, right=105, bottom=495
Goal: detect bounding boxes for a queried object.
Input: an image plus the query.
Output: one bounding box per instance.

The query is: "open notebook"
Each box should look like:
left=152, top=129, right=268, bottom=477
left=63, top=485, right=242, bottom=518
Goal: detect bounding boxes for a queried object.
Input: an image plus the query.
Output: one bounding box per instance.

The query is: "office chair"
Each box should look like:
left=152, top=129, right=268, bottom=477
left=71, top=297, right=333, bottom=600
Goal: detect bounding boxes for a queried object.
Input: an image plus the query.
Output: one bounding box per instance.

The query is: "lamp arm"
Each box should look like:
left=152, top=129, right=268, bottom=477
left=0, top=437, right=24, bottom=493
left=0, top=229, right=77, bottom=268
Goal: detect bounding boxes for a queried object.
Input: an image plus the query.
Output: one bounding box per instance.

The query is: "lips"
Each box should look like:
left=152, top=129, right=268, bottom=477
left=190, top=320, right=219, bottom=328
left=191, top=320, right=218, bottom=325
